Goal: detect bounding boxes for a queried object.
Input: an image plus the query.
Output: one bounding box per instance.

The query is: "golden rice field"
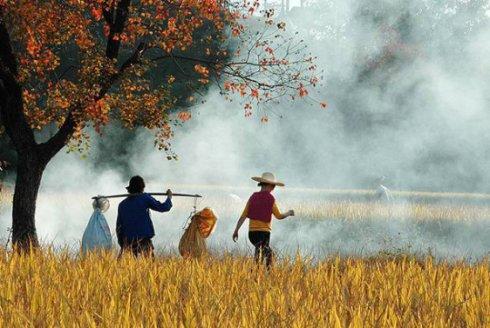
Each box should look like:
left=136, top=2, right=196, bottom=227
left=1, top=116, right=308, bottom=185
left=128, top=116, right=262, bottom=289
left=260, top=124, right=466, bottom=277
left=292, top=201, right=490, bottom=221
left=0, top=251, right=488, bottom=327
left=181, top=196, right=490, bottom=222
left=0, top=186, right=489, bottom=326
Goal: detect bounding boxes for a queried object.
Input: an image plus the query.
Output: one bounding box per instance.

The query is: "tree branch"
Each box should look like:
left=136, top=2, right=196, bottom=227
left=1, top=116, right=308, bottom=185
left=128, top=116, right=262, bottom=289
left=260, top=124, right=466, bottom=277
left=36, top=0, right=141, bottom=160
left=0, top=17, right=36, bottom=153
left=152, top=53, right=305, bottom=91
left=102, top=1, right=115, bottom=26
left=37, top=111, right=77, bottom=162
left=0, top=69, right=37, bottom=152
left=152, top=54, right=218, bottom=66
left=0, top=10, right=18, bottom=76
left=105, top=0, right=131, bottom=59
left=38, top=42, right=148, bottom=160
left=99, top=42, right=147, bottom=98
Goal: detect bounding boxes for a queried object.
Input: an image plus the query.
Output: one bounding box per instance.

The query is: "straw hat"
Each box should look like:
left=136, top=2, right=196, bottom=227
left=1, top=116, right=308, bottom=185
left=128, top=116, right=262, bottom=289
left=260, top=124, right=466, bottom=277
left=251, top=172, right=285, bottom=187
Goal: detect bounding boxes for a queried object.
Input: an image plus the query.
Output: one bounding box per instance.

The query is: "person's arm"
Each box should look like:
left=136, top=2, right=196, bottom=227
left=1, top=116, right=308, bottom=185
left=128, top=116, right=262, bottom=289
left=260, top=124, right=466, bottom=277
left=146, top=190, right=173, bottom=213
left=232, top=201, right=249, bottom=242
left=272, top=202, right=295, bottom=220
left=116, top=209, right=124, bottom=246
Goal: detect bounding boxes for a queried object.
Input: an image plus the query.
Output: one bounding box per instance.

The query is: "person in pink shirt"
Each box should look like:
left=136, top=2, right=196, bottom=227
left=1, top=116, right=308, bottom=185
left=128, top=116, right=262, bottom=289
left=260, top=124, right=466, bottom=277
left=232, top=172, right=295, bottom=267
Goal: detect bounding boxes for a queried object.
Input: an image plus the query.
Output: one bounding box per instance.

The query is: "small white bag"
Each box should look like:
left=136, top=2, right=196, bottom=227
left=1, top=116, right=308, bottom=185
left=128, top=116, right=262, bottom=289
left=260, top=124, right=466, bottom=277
left=82, top=198, right=112, bottom=253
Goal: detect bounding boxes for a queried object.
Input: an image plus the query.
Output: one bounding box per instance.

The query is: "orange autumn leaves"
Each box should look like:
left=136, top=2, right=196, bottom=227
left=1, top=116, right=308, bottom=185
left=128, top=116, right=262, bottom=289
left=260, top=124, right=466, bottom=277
left=90, top=6, right=103, bottom=21
left=4, top=0, right=99, bottom=132
left=219, top=14, right=325, bottom=119
left=222, top=79, right=326, bottom=119
left=178, top=112, right=192, bottom=122
left=1, top=0, right=323, bottom=154
left=1, top=0, right=231, bottom=136
left=194, top=64, right=210, bottom=84
left=145, top=0, right=227, bottom=53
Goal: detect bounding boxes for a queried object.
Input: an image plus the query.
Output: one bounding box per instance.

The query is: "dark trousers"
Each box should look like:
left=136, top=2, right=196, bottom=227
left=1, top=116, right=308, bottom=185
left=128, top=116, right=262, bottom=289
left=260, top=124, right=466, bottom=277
left=248, top=231, right=273, bottom=267
left=119, top=238, right=154, bottom=258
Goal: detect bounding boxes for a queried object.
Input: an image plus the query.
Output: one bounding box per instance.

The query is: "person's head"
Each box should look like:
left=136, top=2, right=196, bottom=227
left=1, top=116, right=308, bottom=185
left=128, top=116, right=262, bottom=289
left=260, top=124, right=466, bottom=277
left=126, top=176, right=145, bottom=194
left=259, top=182, right=276, bottom=192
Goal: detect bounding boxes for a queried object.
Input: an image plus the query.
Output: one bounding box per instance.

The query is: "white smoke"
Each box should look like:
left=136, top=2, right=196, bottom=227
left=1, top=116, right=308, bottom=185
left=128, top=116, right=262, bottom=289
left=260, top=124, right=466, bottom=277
left=1, top=0, right=489, bottom=260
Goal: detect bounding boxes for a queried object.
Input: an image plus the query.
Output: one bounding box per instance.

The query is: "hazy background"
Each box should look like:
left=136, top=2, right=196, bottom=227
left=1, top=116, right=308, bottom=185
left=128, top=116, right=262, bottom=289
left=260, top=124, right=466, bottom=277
left=1, top=0, right=489, bottom=259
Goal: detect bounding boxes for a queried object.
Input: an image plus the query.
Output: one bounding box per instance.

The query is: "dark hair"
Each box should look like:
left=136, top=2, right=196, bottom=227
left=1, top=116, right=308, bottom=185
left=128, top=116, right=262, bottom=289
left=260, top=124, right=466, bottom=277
left=126, top=176, right=145, bottom=194
left=258, top=182, right=275, bottom=188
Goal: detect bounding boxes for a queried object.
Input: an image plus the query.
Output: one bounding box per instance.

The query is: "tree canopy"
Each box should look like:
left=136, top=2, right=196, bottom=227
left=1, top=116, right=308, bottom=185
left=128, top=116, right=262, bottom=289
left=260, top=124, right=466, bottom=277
left=0, top=0, right=320, bottom=248
left=0, top=0, right=319, bottom=157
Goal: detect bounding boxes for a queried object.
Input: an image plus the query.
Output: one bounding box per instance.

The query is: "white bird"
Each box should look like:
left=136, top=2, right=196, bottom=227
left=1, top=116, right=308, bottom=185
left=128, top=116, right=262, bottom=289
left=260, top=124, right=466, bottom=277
left=375, top=176, right=393, bottom=202
left=228, top=193, right=242, bottom=203
left=376, top=184, right=393, bottom=201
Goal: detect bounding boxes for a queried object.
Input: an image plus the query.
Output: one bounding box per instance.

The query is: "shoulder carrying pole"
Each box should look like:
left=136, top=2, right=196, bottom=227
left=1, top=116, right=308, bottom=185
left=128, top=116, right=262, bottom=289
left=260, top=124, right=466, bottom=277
left=92, top=193, right=202, bottom=200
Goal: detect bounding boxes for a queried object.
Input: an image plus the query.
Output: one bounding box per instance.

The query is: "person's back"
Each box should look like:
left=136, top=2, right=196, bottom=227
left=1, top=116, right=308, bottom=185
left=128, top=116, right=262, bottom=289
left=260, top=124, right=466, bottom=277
left=116, top=176, right=172, bottom=257
left=232, top=172, right=295, bottom=267
left=117, top=193, right=169, bottom=240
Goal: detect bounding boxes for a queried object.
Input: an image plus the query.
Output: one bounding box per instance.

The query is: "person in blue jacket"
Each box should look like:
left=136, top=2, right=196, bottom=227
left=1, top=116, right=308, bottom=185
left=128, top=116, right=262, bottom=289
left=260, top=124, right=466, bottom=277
left=116, top=176, right=173, bottom=257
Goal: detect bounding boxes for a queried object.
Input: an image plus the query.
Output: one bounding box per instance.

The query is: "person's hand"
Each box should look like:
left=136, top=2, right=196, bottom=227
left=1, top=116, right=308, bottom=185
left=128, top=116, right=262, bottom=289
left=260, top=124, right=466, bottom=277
left=232, top=230, right=239, bottom=242
left=166, top=189, right=173, bottom=200
left=288, top=210, right=295, bottom=217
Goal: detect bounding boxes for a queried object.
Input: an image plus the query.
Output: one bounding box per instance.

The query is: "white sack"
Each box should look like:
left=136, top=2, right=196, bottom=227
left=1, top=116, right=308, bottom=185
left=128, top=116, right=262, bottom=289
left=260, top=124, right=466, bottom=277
left=81, top=209, right=112, bottom=253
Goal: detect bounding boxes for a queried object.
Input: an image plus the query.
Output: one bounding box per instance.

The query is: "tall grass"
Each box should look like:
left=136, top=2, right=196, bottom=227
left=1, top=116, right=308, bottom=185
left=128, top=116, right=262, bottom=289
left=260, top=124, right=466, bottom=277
left=292, top=201, right=490, bottom=221
left=175, top=196, right=490, bottom=222
left=0, top=251, right=487, bottom=327
left=0, top=186, right=489, bottom=326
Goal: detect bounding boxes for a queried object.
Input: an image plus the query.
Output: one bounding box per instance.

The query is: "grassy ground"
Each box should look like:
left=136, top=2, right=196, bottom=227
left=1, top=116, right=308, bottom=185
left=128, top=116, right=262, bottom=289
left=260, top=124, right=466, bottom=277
left=0, top=251, right=488, bottom=327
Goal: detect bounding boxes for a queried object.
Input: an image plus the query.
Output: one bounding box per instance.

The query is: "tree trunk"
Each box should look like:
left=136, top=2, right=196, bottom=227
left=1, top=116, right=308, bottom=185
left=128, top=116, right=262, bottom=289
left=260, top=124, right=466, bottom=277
left=2, top=12, right=81, bottom=251
left=2, top=4, right=128, bottom=251
left=11, top=152, right=46, bottom=249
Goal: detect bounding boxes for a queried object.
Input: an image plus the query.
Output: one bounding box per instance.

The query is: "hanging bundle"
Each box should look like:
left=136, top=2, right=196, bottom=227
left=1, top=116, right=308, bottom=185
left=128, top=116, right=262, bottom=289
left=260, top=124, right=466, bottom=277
left=84, top=192, right=205, bottom=255
left=179, top=208, right=217, bottom=258
left=82, top=198, right=112, bottom=253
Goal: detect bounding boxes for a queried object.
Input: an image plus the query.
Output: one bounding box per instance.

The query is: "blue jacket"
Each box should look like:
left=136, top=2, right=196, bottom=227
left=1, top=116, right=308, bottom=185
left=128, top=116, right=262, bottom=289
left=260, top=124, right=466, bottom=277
left=116, top=193, right=172, bottom=241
